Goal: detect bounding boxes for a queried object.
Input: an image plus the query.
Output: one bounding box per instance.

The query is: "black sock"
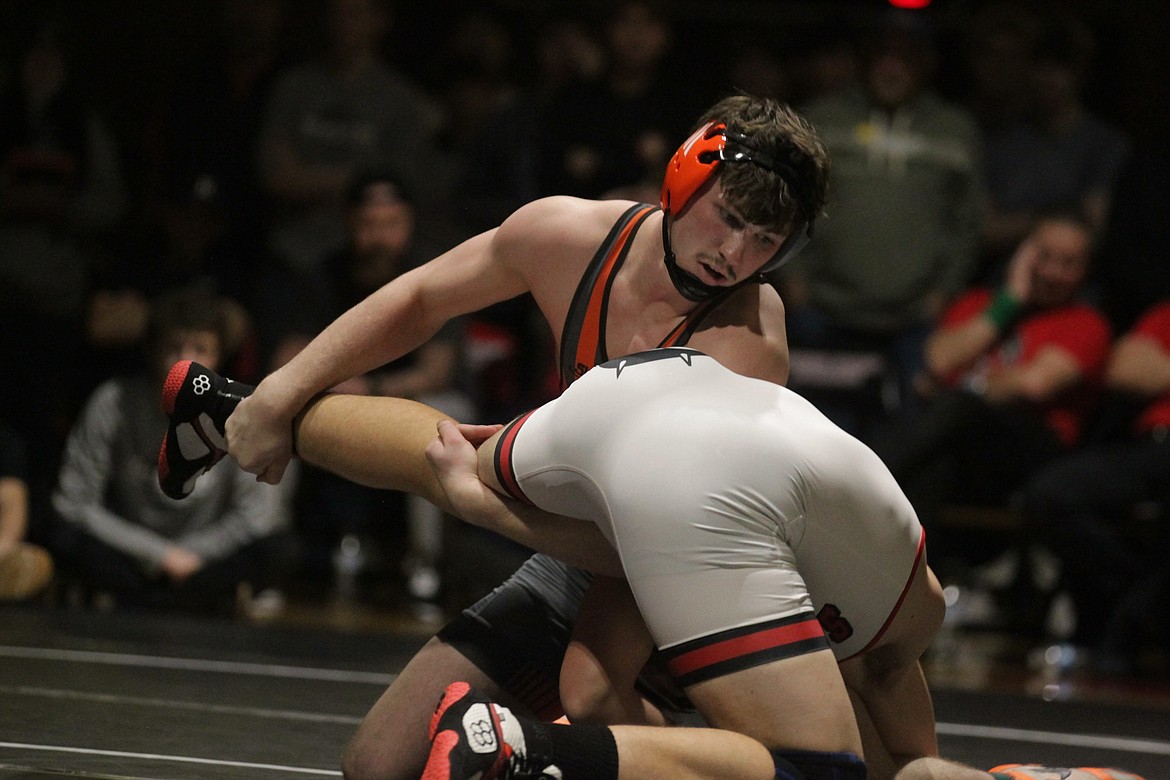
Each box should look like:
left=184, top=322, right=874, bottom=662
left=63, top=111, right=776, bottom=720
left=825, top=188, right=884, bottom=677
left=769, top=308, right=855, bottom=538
left=522, top=719, right=619, bottom=780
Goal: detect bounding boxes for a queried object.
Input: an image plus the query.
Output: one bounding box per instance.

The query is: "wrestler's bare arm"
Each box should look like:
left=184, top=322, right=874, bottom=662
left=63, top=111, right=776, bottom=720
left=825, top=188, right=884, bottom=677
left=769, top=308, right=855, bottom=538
left=425, top=419, right=624, bottom=577
left=272, top=196, right=613, bottom=395
left=227, top=196, right=620, bottom=484
left=228, top=229, right=520, bottom=483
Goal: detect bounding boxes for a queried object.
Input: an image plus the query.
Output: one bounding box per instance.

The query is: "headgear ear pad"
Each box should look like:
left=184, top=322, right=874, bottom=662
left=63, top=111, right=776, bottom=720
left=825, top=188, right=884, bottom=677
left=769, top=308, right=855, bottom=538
left=659, top=122, right=727, bottom=214
left=659, top=122, right=811, bottom=274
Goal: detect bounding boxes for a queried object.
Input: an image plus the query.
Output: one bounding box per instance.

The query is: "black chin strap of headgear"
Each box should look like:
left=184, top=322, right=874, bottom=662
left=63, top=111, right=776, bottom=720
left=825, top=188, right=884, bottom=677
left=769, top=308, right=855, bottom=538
left=662, top=214, right=721, bottom=302
left=661, top=212, right=763, bottom=303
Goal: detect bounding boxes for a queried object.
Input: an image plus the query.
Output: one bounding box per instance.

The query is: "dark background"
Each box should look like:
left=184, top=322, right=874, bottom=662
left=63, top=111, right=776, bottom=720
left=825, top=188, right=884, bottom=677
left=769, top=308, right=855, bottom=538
left=1, top=0, right=1167, bottom=204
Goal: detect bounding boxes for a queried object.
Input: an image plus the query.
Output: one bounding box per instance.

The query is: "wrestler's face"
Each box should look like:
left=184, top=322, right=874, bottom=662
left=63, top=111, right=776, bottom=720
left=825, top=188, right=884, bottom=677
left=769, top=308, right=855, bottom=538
left=671, top=178, right=784, bottom=286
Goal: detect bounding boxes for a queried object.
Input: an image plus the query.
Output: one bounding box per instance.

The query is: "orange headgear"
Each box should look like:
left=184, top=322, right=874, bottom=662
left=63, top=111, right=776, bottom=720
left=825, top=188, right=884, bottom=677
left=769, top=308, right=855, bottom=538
left=659, top=122, right=811, bottom=274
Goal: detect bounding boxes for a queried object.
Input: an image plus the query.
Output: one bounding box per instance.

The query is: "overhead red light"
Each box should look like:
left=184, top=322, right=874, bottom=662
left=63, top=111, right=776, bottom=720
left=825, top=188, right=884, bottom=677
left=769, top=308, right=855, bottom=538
left=889, top=0, right=932, bottom=8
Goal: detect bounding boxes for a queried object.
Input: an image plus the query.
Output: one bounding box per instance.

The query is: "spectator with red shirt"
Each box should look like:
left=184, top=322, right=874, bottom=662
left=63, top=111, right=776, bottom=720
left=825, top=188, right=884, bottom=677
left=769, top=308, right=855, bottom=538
left=1021, top=300, right=1170, bottom=672
left=869, top=213, right=1112, bottom=583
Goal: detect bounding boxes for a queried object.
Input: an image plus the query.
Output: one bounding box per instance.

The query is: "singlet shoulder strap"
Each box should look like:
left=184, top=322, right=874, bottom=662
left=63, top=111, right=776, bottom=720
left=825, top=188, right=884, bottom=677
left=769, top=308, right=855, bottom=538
left=655, top=288, right=736, bottom=349
left=558, top=203, right=658, bottom=388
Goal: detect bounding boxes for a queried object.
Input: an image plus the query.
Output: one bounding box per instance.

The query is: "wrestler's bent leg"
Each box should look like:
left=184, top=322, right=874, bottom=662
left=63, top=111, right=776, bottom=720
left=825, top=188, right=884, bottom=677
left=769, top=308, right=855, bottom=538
left=344, top=554, right=591, bottom=779
left=342, top=638, right=503, bottom=780
left=684, top=648, right=863, bottom=757
left=839, top=561, right=946, bottom=780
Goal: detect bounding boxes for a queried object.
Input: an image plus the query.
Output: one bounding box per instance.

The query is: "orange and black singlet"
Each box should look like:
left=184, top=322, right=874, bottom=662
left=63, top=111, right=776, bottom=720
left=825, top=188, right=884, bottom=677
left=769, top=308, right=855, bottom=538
left=557, top=203, right=731, bottom=389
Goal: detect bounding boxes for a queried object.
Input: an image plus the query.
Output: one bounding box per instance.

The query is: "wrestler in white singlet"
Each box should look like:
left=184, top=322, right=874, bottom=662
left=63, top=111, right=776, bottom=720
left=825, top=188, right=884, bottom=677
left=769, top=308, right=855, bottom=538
left=493, top=347, right=925, bottom=685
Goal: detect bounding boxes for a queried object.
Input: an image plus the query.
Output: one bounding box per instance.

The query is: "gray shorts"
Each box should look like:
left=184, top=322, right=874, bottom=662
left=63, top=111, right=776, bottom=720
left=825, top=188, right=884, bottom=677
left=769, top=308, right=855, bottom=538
left=436, top=552, right=693, bottom=719
left=436, top=553, right=591, bottom=719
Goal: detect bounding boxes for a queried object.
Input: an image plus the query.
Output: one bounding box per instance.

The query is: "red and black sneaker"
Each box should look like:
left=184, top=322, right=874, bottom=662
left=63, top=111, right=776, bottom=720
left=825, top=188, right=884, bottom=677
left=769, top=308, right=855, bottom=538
left=990, top=765, right=1147, bottom=780
left=157, top=360, right=251, bottom=499
left=424, top=681, right=515, bottom=780
left=424, top=682, right=566, bottom=780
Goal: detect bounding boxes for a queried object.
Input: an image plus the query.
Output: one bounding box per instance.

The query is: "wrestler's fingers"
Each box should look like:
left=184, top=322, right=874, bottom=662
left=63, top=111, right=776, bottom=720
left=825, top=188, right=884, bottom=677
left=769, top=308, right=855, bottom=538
left=258, top=460, right=288, bottom=485
left=456, top=423, right=504, bottom=447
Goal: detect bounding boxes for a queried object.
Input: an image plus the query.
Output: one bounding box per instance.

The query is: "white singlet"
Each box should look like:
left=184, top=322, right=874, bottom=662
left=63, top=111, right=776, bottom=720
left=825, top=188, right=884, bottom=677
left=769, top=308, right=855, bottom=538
left=493, top=348, right=924, bottom=686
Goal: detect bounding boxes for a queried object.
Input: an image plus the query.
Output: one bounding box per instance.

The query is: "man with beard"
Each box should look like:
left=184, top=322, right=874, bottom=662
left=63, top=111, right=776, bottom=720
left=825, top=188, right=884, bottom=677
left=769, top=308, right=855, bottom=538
left=257, top=170, right=473, bottom=606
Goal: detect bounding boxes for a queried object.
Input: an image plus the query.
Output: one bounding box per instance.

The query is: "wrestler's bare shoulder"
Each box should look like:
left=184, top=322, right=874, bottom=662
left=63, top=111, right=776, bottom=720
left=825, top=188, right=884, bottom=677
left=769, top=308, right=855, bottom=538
left=495, top=197, right=645, bottom=256
left=687, top=283, right=789, bottom=385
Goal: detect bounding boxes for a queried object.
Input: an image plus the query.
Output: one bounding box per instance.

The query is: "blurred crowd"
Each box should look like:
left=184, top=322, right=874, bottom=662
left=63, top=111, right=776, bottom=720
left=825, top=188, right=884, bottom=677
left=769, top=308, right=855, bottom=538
left=0, top=0, right=1167, bottom=677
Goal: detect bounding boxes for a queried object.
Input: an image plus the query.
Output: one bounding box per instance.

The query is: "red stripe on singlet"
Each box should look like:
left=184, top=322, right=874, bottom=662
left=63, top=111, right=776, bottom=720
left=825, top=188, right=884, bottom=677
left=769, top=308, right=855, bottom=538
left=494, top=410, right=538, bottom=504
left=665, top=616, right=827, bottom=679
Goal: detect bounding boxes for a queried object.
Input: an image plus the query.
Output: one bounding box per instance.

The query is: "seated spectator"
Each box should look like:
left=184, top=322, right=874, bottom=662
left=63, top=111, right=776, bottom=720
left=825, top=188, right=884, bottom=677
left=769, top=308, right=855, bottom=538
left=869, top=213, right=1112, bottom=587
left=256, top=170, right=474, bottom=613
left=0, top=15, right=128, bottom=487
left=256, top=0, right=442, bottom=279
left=49, top=287, right=296, bottom=616
left=536, top=0, right=697, bottom=202
left=1094, top=140, right=1170, bottom=333
left=1022, top=300, right=1170, bottom=673
left=84, top=0, right=287, bottom=388
left=0, top=424, right=53, bottom=601
left=0, top=15, right=126, bottom=238
left=979, top=14, right=1129, bottom=273
left=960, top=2, right=1038, bottom=135
left=777, top=10, right=984, bottom=435
left=142, top=0, right=287, bottom=302
left=795, top=22, right=860, bottom=106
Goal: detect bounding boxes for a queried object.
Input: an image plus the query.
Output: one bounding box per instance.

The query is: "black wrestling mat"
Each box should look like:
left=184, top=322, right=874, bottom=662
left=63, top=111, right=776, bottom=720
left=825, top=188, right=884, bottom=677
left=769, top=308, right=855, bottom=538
left=1, top=605, right=1167, bottom=779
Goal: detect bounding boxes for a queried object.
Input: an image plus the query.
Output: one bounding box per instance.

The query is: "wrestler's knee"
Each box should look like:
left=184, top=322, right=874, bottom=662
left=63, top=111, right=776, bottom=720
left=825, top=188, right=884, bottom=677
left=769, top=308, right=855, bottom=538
left=558, top=650, right=621, bottom=724
left=342, top=636, right=489, bottom=780
left=558, top=671, right=606, bottom=723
